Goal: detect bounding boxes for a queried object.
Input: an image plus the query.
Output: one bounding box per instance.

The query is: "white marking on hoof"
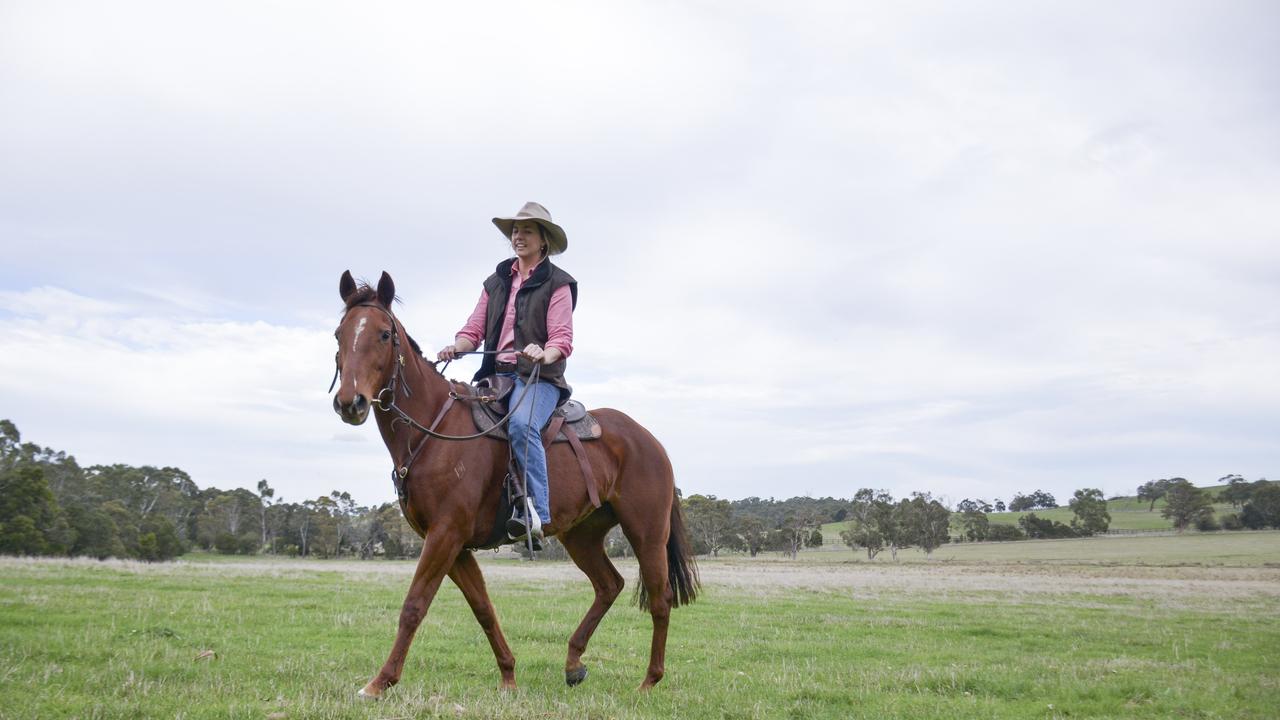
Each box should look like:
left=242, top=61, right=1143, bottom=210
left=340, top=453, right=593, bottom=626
left=357, top=687, right=380, bottom=700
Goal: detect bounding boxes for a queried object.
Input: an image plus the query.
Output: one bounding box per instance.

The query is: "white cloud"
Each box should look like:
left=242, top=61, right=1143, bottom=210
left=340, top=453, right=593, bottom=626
left=0, top=287, right=393, bottom=505
left=1, top=1, right=1276, bottom=505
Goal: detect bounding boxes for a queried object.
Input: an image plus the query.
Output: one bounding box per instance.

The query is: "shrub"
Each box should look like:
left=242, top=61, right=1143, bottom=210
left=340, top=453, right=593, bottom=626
left=0, top=515, right=47, bottom=555
left=137, top=532, right=159, bottom=561
left=139, top=517, right=184, bottom=560
left=1241, top=484, right=1280, bottom=529
left=236, top=534, right=260, bottom=555
left=1195, top=515, right=1220, bottom=532
left=214, top=532, right=239, bottom=555
left=515, top=537, right=568, bottom=560
left=1221, top=513, right=1244, bottom=531
left=986, top=524, right=1025, bottom=541
left=1241, top=504, right=1268, bottom=530
left=1018, top=513, right=1078, bottom=539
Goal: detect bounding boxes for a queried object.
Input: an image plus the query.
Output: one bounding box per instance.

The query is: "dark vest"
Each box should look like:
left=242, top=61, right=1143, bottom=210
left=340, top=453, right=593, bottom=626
left=474, top=258, right=578, bottom=401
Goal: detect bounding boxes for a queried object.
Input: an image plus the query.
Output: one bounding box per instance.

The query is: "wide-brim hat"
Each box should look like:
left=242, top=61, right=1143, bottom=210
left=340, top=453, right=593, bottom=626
left=492, top=201, right=568, bottom=255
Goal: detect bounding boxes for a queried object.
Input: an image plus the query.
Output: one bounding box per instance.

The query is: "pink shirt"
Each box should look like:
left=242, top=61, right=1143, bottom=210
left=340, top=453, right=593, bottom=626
left=455, top=261, right=574, bottom=364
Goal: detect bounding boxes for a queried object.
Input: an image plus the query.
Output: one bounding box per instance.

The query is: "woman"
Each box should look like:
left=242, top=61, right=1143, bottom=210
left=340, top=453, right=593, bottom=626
left=437, top=202, right=577, bottom=542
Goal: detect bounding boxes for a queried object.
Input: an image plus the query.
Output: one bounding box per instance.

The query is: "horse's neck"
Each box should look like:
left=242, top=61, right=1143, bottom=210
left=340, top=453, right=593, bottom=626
left=372, top=351, right=455, bottom=458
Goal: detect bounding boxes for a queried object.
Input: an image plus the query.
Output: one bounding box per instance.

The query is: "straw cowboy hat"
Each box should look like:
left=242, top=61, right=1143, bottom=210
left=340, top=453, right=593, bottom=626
left=492, top=201, right=568, bottom=255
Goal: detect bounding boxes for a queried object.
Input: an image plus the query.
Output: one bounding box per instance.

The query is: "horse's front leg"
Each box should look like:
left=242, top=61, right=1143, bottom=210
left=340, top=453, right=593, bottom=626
left=359, top=526, right=466, bottom=699
left=448, top=550, right=517, bottom=689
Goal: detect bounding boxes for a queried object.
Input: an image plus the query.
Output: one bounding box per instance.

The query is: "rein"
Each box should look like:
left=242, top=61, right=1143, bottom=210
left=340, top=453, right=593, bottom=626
left=333, top=303, right=543, bottom=482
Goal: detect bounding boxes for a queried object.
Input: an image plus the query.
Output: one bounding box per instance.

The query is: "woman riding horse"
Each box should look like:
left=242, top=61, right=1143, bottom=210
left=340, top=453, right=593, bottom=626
left=436, top=201, right=576, bottom=542
left=332, top=213, right=697, bottom=692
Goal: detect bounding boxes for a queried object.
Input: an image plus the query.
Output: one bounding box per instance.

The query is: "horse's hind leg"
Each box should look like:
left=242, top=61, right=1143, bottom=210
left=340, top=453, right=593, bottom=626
left=618, top=513, right=673, bottom=690
left=633, top=538, right=671, bottom=689
left=560, top=513, right=625, bottom=687
left=447, top=550, right=517, bottom=689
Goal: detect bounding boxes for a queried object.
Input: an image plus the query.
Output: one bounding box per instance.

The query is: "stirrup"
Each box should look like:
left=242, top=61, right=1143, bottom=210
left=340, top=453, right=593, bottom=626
left=506, top=498, right=543, bottom=542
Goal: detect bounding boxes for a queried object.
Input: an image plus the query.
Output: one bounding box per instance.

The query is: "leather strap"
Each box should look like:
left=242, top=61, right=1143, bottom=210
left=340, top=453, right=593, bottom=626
left=565, top=426, right=600, bottom=508
left=394, top=394, right=456, bottom=535
left=542, top=415, right=566, bottom=450
left=542, top=414, right=600, bottom=508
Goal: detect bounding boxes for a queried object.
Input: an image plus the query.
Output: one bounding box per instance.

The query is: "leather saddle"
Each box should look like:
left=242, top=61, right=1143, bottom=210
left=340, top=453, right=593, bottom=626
left=451, top=376, right=606, bottom=552
left=457, top=376, right=603, bottom=443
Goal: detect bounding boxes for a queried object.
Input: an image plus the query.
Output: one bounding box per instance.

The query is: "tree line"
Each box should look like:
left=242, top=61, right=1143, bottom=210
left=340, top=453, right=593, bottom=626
left=5, top=418, right=1278, bottom=562
left=680, top=477, right=1280, bottom=560
left=677, top=488, right=1107, bottom=559
left=0, top=420, right=423, bottom=560
left=1139, top=475, right=1280, bottom=532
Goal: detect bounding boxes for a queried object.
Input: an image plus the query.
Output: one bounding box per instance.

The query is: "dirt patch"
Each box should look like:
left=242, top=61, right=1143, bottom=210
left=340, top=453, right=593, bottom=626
left=682, top=559, right=1280, bottom=606
left=5, top=555, right=1277, bottom=606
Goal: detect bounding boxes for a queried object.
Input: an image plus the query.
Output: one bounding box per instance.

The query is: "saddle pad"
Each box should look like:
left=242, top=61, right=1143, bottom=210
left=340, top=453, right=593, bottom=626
left=469, top=397, right=603, bottom=443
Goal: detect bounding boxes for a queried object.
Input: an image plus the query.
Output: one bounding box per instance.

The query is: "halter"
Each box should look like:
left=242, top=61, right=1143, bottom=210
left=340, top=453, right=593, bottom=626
left=331, top=302, right=542, bottom=489
left=328, top=302, right=410, bottom=401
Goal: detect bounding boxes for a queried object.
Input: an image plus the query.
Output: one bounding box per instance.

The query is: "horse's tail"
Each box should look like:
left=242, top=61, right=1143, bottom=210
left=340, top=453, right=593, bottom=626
left=637, top=490, right=700, bottom=611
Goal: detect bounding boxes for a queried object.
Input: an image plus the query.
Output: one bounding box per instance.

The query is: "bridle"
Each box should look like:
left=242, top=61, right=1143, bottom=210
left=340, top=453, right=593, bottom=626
left=332, top=302, right=542, bottom=482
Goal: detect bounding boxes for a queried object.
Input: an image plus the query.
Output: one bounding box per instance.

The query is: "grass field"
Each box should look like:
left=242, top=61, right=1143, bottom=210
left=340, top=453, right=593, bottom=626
left=3, top=532, right=1280, bottom=719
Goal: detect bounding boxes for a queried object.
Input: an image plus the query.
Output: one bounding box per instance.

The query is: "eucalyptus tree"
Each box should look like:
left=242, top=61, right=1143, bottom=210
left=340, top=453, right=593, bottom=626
left=683, top=494, right=735, bottom=557
left=1161, top=479, right=1214, bottom=532
left=1069, top=488, right=1111, bottom=536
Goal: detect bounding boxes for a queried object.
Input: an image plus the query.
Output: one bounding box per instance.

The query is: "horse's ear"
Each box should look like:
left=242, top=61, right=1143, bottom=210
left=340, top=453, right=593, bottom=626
left=376, top=271, right=395, bottom=308
left=339, top=270, right=357, bottom=303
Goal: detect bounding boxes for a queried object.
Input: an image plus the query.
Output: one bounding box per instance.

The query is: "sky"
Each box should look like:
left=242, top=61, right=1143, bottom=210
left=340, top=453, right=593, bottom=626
left=2, top=1, right=1277, bottom=509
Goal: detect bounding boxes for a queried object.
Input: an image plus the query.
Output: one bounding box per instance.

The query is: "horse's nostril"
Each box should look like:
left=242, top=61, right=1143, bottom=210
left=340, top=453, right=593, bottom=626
left=333, top=395, right=342, bottom=414
left=354, top=394, right=368, bottom=411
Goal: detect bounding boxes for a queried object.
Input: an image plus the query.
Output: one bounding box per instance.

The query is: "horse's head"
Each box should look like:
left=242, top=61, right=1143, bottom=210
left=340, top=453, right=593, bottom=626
left=333, top=270, right=401, bottom=425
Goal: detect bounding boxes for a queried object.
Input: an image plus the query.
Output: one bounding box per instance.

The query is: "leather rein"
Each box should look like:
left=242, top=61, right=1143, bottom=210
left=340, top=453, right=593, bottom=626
left=332, top=303, right=542, bottom=482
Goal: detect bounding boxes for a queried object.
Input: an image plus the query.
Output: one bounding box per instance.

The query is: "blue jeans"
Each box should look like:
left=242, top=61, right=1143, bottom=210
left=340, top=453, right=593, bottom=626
left=503, top=373, right=559, bottom=525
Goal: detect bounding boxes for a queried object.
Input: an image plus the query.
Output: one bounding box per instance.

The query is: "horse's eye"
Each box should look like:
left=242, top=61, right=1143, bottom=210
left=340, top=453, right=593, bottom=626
left=381, top=330, right=392, bottom=341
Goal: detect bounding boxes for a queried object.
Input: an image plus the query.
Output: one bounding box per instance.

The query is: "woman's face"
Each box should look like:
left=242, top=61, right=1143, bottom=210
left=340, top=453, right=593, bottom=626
left=511, top=220, right=546, bottom=261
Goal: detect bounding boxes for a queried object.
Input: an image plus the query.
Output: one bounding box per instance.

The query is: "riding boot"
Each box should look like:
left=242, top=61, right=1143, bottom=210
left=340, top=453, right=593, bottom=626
left=506, top=496, right=543, bottom=542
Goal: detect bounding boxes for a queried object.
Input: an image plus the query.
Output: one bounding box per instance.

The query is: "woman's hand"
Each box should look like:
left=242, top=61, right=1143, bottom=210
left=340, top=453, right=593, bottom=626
left=518, top=343, right=545, bottom=363
left=437, top=338, right=476, bottom=361
left=518, top=343, right=562, bottom=365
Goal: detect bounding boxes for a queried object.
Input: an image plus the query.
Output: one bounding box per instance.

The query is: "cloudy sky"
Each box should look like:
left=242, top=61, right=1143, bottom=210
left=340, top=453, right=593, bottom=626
left=2, top=1, right=1277, bottom=509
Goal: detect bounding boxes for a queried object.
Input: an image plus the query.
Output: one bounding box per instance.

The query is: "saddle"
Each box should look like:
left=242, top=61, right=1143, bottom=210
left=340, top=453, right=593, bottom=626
left=461, top=375, right=603, bottom=443
left=450, top=378, right=604, bottom=551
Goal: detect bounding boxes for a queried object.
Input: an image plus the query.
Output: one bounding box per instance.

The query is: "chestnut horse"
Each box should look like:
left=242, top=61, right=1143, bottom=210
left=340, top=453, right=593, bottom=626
left=331, top=271, right=698, bottom=695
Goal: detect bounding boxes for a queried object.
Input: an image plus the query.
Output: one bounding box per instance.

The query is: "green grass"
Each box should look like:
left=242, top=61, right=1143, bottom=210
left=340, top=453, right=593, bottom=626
left=3, top=537, right=1280, bottom=719
left=927, top=530, right=1280, bottom=566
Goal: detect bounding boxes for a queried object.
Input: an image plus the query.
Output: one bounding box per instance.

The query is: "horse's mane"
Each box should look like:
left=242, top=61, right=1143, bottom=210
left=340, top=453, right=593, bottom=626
left=342, top=283, right=380, bottom=309
left=343, top=282, right=425, bottom=358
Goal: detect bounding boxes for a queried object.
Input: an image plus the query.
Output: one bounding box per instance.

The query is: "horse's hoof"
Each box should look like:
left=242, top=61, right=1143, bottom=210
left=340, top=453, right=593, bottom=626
left=639, top=674, right=662, bottom=691
left=565, top=666, right=588, bottom=687
left=357, top=685, right=381, bottom=700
